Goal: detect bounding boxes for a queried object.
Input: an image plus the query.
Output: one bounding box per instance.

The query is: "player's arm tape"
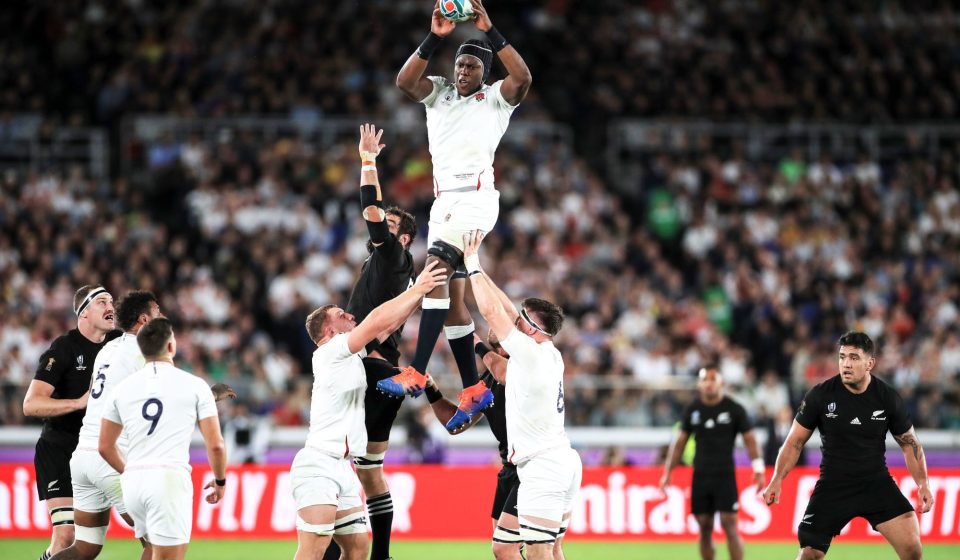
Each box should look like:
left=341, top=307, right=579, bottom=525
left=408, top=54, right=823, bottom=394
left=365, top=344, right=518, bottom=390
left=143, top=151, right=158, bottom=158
left=417, top=32, right=443, bottom=60
left=464, top=253, right=481, bottom=274
left=486, top=26, right=509, bottom=52
left=752, top=458, right=765, bottom=474
left=50, top=506, right=74, bottom=526
left=474, top=342, right=491, bottom=359
left=425, top=383, right=443, bottom=404
left=360, top=185, right=382, bottom=209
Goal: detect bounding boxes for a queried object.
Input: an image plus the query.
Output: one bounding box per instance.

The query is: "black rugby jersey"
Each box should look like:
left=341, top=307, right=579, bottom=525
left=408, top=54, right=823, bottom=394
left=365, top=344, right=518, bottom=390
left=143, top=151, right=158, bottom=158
left=33, top=329, right=115, bottom=449
left=796, top=374, right=911, bottom=480
left=345, top=230, right=415, bottom=366
left=681, top=395, right=752, bottom=476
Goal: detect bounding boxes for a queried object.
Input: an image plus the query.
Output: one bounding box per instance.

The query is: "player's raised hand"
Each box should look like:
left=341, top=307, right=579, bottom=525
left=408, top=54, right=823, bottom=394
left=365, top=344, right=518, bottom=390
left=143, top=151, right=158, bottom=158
left=204, top=479, right=225, bottom=504
left=412, top=260, right=448, bottom=295
left=917, top=484, right=935, bottom=514
left=462, top=230, right=485, bottom=259
left=358, top=123, right=385, bottom=161
left=761, top=479, right=782, bottom=505
left=471, top=0, right=492, bottom=32
left=431, top=1, right=456, bottom=37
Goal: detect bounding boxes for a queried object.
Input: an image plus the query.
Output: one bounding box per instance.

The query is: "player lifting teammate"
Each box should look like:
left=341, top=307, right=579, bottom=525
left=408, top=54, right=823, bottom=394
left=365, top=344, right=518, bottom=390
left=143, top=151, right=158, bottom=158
left=291, top=264, right=445, bottom=560
left=463, top=230, right=581, bottom=560
left=762, top=332, right=934, bottom=560
left=380, top=0, right=532, bottom=433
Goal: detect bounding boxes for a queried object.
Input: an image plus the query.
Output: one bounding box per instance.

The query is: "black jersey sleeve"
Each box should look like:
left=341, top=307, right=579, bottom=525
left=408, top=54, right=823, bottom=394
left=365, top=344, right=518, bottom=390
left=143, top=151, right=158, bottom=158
left=795, top=386, right=821, bottom=430
left=33, top=337, right=69, bottom=387
left=734, top=401, right=753, bottom=433
left=887, top=385, right=913, bottom=436
left=680, top=402, right=694, bottom=433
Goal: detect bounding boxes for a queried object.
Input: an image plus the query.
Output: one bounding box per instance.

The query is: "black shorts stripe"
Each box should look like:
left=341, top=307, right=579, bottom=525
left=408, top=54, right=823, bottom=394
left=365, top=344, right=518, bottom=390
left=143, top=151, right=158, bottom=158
left=334, top=517, right=367, bottom=530
left=520, top=524, right=558, bottom=537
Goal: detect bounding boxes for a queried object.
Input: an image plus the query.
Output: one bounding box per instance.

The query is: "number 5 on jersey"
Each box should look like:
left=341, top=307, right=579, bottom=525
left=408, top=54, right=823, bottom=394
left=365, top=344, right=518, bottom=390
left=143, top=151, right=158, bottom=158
left=142, top=398, right=164, bottom=435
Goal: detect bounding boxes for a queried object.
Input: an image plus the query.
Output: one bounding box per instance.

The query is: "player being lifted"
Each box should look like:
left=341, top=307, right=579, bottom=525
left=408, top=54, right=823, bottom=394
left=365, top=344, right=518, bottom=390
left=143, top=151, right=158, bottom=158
left=380, top=0, right=532, bottom=432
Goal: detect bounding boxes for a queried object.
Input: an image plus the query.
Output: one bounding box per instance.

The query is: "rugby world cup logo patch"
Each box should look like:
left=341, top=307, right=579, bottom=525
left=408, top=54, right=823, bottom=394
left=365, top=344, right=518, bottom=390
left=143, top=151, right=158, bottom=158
left=826, top=401, right=838, bottom=418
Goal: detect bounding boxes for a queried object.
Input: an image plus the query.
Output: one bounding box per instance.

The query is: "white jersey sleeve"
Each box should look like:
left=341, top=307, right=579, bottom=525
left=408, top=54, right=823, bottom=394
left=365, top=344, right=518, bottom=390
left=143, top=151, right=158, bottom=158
left=489, top=79, right=519, bottom=109
left=196, top=377, right=218, bottom=421
left=304, top=333, right=368, bottom=458
left=500, top=328, right=543, bottom=386
left=421, top=76, right=450, bottom=107
left=102, top=391, right=122, bottom=425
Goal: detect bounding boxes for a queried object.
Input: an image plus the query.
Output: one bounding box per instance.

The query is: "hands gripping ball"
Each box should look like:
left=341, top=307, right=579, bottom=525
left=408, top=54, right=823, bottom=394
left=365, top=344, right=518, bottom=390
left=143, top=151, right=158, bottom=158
left=440, top=0, right=474, bottom=23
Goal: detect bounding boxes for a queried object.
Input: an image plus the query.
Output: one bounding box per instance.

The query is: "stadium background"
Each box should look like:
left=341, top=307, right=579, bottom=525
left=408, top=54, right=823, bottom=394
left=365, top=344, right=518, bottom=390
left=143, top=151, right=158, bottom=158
left=1, top=0, right=959, bottom=558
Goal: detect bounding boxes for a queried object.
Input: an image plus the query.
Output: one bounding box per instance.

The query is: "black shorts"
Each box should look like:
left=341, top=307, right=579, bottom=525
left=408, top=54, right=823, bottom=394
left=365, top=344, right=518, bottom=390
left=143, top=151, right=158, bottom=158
left=491, top=463, right=519, bottom=520
left=691, top=473, right=739, bottom=515
left=363, top=357, right=405, bottom=443
left=35, top=438, right=74, bottom=500
left=798, top=474, right=914, bottom=553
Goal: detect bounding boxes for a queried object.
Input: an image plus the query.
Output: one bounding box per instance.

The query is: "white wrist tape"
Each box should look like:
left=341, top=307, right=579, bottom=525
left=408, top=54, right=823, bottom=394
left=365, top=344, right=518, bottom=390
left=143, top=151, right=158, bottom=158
left=464, top=254, right=481, bottom=274
left=752, top=458, right=765, bottom=474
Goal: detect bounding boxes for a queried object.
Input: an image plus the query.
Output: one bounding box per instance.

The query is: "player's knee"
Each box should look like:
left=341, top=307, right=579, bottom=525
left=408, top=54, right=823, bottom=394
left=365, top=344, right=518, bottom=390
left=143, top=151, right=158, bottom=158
left=426, top=240, right=463, bottom=270
left=899, top=542, right=922, bottom=560
left=492, top=541, right=521, bottom=560
left=72, top=539, right=105, bottom=560
left=798, top=546, right=826, bottom=560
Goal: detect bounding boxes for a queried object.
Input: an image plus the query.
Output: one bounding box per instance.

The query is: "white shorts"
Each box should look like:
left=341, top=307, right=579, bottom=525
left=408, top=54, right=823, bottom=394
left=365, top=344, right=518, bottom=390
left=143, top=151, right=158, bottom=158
left=290, top=447, right=363, bottom=512
left=427, top=189, right=500, bottom=251
left=517, top=447, right=582, bottom=522
left=121, top=466, right=193, bottom=546
left=70, top=448, right=127, bottom=515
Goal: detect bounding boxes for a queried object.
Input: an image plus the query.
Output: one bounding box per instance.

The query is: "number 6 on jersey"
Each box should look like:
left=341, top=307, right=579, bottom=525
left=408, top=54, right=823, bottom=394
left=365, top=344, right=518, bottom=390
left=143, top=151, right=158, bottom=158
left=142, top=398, right=164, bottom=435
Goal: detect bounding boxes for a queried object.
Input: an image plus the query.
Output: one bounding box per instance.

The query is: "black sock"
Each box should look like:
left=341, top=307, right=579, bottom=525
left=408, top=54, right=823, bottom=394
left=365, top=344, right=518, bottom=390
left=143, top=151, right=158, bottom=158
left=40, top=551, right=51, bottom=560
left=367, top=492, right=394, bottom=560
left=321, top=540, right=341, bottom=560
left=446, top=326, right=479, bottom=388
left=411, top=303, right=449, bottom=373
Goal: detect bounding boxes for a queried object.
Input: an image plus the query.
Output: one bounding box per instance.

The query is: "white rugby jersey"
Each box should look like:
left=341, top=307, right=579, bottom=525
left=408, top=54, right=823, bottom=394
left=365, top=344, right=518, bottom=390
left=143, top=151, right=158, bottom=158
left=103, top=361, right=218, bottom=469
left=500, top=328, right=571, bottom=464
left=422, top=77, right=518, bottom=194
left=77, top=333, right=145, bottom=450
left=304, top=333, right=368, bottom=458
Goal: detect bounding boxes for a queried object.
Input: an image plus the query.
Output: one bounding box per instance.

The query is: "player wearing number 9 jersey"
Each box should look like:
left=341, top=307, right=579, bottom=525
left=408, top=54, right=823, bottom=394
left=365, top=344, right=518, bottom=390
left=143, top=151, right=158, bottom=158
left=55, top=291, right=161, bottom=560
left=98, top=318, right=226, bottom=560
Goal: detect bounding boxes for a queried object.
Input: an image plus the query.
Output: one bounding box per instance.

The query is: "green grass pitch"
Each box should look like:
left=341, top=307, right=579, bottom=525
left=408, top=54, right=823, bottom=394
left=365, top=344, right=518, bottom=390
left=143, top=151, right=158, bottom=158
left=2, top=539, right=958, bottom=559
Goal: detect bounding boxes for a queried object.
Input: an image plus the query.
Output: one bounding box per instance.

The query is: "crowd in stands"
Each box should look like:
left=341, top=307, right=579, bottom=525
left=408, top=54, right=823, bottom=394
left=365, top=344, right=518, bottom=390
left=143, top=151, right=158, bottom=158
left=1, top=0, right=959, bottom=463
